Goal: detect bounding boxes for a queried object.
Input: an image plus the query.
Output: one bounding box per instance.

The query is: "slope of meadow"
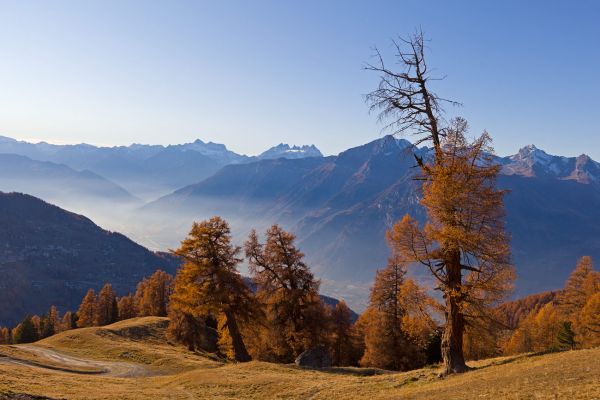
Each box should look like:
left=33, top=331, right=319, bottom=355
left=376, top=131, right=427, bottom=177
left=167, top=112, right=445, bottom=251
left=0, top=317, right=598, bottom=399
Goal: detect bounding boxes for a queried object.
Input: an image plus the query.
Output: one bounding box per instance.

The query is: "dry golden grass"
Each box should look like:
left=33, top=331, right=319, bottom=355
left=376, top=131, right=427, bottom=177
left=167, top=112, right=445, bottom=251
left=36, top=317, right=223, bottom=373
left=1, top=317, right=598, bottom=399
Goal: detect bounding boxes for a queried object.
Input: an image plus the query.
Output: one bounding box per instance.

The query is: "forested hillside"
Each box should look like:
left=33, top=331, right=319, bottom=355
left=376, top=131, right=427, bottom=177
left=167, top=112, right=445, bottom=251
left=0, top=192, right=179, bottom=326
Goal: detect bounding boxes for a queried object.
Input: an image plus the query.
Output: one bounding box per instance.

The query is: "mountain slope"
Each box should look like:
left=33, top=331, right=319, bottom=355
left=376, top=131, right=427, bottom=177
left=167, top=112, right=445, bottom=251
left=0, top=153, right=139, bottom=205
left=0, top=192, right=179, bottom=326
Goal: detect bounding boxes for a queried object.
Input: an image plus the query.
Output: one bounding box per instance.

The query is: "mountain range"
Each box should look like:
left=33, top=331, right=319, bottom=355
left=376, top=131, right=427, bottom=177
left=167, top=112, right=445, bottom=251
left=140, top=136, right=600, bottom=305
left=1, top=134, right=599, bottom=310
left=0, top=136, right=322, bottom=200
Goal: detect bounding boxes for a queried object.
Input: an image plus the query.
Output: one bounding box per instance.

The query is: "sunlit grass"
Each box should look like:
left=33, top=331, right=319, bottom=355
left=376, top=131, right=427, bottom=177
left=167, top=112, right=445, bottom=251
left=1, top=317, right=598, bottom=399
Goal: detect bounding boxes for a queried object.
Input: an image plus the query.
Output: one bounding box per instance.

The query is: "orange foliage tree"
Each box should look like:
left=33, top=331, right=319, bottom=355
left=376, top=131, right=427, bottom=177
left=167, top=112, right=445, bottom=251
left=328, top=300, right=362, bottom=366
left=385, top=123, right=514, bottom=373
left=579, top=292, right=600, bottom=347
left=168, top=217, right=255, bottom=362
left=77, top=289, right=98, bottom=328
left=135, top=270, right=173, bottom=317
left=117, top=294, right=137, bottom=320
left=96, top=283, right=118, bottom=326
left=245, top=225, right=326, bottom=362
left=366, top=32, right=514, bottom=374
left=359, top=257, right=436, bottom=370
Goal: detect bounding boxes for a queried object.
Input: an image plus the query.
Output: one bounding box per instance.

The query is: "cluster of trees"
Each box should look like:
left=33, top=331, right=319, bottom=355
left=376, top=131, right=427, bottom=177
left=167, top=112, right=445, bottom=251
left=75, top=270, right=173, bottom=328
left=0, top=306, right=75, bottom=344
left=167, top=218, right=351, bottom=363
left=165, top=217, right=443, bottom=369
left=504, top=256, right=600, bottom=353
left=76, top=270, right=173, bottom=328
left=0, top=270, right=174, bottom=344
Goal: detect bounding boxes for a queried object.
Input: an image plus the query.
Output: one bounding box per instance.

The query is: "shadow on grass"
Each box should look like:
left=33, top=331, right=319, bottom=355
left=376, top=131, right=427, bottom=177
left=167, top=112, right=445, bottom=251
left=0, top=390, right=63, bottom=399
left=291, top=365, right=392, bottom=376
left=467, top=349, right=564, bottom=372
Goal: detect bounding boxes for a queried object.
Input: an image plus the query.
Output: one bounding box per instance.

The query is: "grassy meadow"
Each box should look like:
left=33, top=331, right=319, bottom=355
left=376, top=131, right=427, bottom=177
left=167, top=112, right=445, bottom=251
left=0, top=317, right=598, bottom=399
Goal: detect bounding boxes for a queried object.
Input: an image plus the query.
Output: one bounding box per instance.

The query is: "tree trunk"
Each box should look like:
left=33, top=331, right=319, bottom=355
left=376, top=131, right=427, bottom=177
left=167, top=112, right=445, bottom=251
left=224, top=310, right=251, bottom=362
left=441, top=252, right=468, bottom=375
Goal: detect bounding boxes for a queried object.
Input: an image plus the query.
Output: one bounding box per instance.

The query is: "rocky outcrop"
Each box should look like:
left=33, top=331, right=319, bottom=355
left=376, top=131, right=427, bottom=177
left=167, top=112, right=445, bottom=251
left=294, top=346, right=331, bottom=368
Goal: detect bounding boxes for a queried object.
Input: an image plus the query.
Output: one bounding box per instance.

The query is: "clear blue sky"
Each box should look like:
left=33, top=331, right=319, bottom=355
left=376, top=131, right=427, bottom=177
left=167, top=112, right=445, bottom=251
left=0, top=0, right=598, bottom=157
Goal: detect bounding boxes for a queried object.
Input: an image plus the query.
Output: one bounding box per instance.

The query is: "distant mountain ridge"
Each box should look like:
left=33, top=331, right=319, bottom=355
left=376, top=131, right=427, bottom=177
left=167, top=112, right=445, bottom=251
left=500, top=144, right=600, bottom=183
left=0, top=153, right=139, bottom=204
left=0, top=136, right=323, bottom=200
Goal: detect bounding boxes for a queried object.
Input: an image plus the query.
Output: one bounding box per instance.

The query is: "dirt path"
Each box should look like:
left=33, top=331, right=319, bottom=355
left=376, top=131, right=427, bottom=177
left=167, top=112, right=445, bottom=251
left=0, top=345, right=152, bottom=378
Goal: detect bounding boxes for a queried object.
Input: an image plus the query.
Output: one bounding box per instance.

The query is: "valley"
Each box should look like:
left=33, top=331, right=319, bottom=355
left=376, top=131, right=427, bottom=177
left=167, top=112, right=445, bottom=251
left=3, top=134, right=600, bottom=310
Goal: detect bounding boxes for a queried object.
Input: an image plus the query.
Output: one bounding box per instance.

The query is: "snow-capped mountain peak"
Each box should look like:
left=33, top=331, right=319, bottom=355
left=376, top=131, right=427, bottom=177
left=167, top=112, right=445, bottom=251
left=258, top=143, right=323, bottom=160
left=502, top=145, right=600, bottom=183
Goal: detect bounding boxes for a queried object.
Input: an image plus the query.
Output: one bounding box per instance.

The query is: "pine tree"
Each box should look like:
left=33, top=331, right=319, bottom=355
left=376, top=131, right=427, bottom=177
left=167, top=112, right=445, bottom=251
left=168, top=217, right=254, bottom=362
left=557, top=321, right=576, bottom=350
left=117, top=294, right=138, bottom=320
left=245, top=225, right=326, bottom=361
left=77, top=289, right=98, bottom=327
left=135, top=270, right=173, bottom=317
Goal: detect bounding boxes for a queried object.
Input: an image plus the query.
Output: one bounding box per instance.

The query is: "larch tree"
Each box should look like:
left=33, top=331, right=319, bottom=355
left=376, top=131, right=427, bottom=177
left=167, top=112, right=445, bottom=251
left=96, top=283, right=119, bottom=326
left=77, top=289, right=98, bottom=328
left=117, top=294, right=138, bottom=320
left=61, top=311, right=77, bottom=331
left=168, top=217, right=254, bottom=362
left=13, top=316, right=39, bottom=344
left=555, top=257, right=599, bottom=346
left=578, top=292, right=600, bottom=347
left=167, top=307, right=219, bottom=353
left=245, top=225, right=326, bottom=361
left=504, top=302, right=561, bottom=354
left=135, top=270, right=173, bottom=317
left=359, top=257, right=432, bottom=370
left=368, top=32, right=514, bottom=374
left=329, top=300, right=361, bottom=366
left=0, top=327, right=10, bottom=344
left=40, top=306, right=59, bottom=338
left=558, top=256, right=599, bottom=316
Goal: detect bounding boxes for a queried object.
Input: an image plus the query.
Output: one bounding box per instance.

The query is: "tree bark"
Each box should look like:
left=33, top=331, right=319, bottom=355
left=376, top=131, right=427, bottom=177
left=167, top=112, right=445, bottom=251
left=224, top=310, right=251, bottom=362
left=441, top=252, right=468, bottom=375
